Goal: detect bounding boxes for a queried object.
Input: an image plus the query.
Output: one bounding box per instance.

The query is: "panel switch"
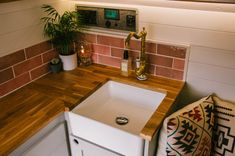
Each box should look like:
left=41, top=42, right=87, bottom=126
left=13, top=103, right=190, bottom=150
left=126, top=15, right=136, bottom=28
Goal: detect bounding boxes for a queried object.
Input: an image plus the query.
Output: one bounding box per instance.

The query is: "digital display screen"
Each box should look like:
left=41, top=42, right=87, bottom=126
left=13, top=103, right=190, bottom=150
left=104, top=9, right=119, bottom=20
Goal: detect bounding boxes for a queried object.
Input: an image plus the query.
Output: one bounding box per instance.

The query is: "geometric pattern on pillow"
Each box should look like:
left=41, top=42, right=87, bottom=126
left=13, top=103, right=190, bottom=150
left=166, top=95, right=214, bottom=156
left=212, top=96, right=235, bottom=156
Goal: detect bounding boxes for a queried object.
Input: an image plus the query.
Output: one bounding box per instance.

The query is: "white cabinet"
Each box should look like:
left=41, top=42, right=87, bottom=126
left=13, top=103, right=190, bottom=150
left=66, top=112, right=144, bottom=156
left=10, top=115, right=69, bottom=156
left=22, top=123, right=69, bottom=156
left=69, top=135, right=122, bottom=156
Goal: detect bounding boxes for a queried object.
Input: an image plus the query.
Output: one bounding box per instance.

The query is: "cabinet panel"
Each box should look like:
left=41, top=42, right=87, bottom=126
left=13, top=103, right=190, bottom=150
left=22, top=123, right=69, bottom=156
left=70, top=135, right=122, bottom=156
left=10, top=114, right=69, bottom=156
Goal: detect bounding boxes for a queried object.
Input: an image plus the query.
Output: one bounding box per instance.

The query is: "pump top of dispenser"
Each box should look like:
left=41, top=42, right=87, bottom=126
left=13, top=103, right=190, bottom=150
left=123, top=50, right=129, bottom=60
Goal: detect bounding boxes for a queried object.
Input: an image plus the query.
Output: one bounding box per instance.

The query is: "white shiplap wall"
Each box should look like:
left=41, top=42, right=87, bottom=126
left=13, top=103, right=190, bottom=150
left=183, top=46, right=235, bottom=103
left=0, top=0, right=73, bottom=57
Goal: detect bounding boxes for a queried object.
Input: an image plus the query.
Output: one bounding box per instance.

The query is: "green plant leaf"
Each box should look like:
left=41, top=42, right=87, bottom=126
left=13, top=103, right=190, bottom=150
left=41, top=4, right=84, bottom=55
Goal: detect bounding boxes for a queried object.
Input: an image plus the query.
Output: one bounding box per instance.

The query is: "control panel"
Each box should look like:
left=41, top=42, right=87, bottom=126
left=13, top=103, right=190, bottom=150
left=76, top=6, right=137, bottom=32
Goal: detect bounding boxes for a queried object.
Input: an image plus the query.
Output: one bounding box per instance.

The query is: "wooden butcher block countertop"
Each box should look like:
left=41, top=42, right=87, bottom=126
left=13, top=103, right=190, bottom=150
left=0, top=64, right=185, bottom=155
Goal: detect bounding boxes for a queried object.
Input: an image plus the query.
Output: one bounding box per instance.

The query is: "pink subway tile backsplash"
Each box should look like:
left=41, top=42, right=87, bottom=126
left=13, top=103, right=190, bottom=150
left=1, top=32, right=187, bottom=97
left=148, top=54, right=173, bottom=68
left=97, top=35, right=124, bottom=48
left=83, top=33, right=97, bottom=43
left=129, top=50, right=140, bottom=60
left=148, top=64, right=155, bottom=75
left=25, top=41, right=52, bottom=59
left=173, top=59, right=185, bottom=70
left=81, top=33, right=187, bottom=80
left=146, top=42, right=156, bottom=54
left=129, top=40, right=156, bottom=54
left=1, top=40, right=54, bottom=97
left=91, top=53, right=98, bottom=63
left=129, top=40, right=141, bottom=51
left=92, top=44, right=110, bottom=55
left=30, top=64, right=50, bottom=80
left=0, top=72, right=31, bottom=97
left=111, top=48, right=123, bottom=58
left=0, top=50, right=25, bottom=70
left=42, top=49, right=58, bottom=63
left=13, top=56, right=43, bottom=76
left=0, top=68, right=14, bottom=84
left=157, top=44, right=186, bottom=58
left=98, top=55, right=121, bottom=68
left=155, top=66, right=184, bottom=80
left=111, top=47, right=140, bottom=59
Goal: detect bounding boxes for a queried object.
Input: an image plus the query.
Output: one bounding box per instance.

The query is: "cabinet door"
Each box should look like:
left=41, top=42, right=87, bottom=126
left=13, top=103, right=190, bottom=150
left=22, top=123, right=69, bottom=156
left=69, top=136, right=83, bottom=156
left=70, top=136, right=122, bottom=156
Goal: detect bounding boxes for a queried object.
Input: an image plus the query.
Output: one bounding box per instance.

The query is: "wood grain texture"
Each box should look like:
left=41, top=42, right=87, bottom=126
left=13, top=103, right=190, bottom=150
left=0, top=64, right=184, bottom=155
left=0, top=0, right=19, bottom=3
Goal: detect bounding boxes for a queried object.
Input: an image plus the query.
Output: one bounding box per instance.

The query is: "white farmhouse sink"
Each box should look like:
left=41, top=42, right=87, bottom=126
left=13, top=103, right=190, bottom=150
left=72, top=80, right=166, bottom=135
left=67, top=81, right=166, bottom=156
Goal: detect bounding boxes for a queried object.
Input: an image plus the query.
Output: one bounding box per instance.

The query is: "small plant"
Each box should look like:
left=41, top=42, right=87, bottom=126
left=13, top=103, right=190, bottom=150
left=50, top=58, right=60, bottom=65
left=41, top=4, right=83, bottom=55
left=50, top=58, right=62, bottom=73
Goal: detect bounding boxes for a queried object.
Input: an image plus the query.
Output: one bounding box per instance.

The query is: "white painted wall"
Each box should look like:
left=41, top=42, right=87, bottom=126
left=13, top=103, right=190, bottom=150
left=183, top=46, right=235, bottom=103
left=0, top=0, right=74, bottom=57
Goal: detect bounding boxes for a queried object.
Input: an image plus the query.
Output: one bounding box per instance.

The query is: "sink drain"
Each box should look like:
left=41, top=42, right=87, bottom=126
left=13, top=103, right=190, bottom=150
left=115, top=116, right=129, bottom=125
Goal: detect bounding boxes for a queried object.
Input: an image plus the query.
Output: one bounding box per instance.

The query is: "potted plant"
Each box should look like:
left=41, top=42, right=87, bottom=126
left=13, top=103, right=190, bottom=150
left=41, top=4, right=83, bottom=70
left=50, top=58, right=62, bottom=73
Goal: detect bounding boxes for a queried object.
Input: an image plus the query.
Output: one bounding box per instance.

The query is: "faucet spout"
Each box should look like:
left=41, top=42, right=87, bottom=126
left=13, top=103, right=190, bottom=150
left=125, top=27, right=148, bottom=80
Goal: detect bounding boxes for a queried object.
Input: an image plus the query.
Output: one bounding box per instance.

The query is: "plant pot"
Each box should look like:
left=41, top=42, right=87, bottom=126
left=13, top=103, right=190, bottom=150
left=50, top=62, right=62, bottom=73
left=59, top=53, right=78, bottom=71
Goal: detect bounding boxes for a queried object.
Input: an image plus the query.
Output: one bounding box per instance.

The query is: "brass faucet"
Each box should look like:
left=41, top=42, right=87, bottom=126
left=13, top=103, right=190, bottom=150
left=125, top=27, right=147, bottom=80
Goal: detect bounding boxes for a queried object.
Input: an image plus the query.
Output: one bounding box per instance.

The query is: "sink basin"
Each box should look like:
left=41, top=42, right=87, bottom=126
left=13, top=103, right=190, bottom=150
left=67, top=81, right=166, bottom=155
left=72, top=80, right=166, bottom=135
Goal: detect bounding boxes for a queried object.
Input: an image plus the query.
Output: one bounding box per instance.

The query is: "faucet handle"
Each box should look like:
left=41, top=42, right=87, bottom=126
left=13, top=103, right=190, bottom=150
left=141, top=27, right=147, bottom=36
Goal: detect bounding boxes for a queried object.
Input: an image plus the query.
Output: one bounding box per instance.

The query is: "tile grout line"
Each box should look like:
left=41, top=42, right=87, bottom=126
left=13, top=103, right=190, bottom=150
left=155, top=64, right=184, bottom=72
left=0, top=68, right=16, bottom=85
left=11, top=66, right=16, bottom=80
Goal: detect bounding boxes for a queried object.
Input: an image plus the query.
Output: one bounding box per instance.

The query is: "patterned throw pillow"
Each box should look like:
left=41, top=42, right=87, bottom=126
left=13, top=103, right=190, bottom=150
left=156, top=95, right=215, bottom=156
left=212, top=96, right=235, bottom=156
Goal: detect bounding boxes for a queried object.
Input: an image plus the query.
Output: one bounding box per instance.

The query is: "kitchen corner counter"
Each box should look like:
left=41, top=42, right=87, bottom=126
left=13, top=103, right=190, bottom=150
left=0, top=64, right=184, bottom=155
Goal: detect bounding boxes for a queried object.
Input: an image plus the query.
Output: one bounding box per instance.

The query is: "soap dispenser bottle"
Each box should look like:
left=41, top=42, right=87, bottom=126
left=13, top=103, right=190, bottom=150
left=121, top=50, right=131, bottom=76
